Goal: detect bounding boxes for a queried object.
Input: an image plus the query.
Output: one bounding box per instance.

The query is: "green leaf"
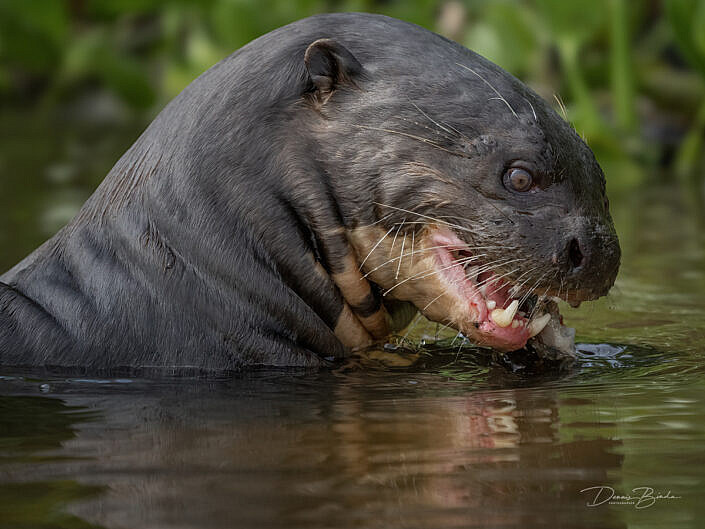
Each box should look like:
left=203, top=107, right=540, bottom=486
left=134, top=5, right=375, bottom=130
left=0, top=0, right=68, bottom=71
left=94, top=47, right=155, bottom=108
left=665, top=0, right=705, bottom=79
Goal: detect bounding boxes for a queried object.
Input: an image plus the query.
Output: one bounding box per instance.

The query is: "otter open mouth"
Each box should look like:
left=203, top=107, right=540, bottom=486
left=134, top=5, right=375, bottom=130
left=429, top=230, right=553, bottom=351
left=349, top=223, right=575, bottom=356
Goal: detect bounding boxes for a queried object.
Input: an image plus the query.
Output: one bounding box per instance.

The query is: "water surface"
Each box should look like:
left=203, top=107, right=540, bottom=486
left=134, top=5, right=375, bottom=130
left=1, top=116, right=704, bottom=528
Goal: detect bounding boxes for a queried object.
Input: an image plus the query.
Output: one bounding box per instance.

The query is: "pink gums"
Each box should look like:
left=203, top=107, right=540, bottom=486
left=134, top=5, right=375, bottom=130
left=430, top=230, right=530, bottom=351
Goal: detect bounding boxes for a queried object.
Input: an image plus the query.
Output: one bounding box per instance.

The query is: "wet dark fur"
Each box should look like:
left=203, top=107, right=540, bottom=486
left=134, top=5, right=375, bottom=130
left=0, top=13, right=619, bottom=370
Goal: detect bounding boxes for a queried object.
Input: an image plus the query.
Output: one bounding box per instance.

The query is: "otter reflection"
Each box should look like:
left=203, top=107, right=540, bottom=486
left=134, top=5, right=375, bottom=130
left=0, top=375, right=625, bottom=529
left=328, top=381, right=624, bottom=525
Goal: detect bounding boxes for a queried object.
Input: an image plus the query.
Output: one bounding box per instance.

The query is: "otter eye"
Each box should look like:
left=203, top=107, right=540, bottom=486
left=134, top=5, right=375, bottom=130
left=504, top=167, right=533, bottom=192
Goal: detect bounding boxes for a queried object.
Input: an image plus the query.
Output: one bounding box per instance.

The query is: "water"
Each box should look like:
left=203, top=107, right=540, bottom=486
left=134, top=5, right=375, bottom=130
left=1, top=115, right=704, bottom=528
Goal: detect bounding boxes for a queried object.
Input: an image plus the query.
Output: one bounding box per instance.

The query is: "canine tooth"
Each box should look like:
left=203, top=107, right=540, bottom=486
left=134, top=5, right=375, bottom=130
left=528, top=313, right=552, bottom=337
left=486, top=300, right=496, bottom=310
left=491, top=300, right=519, bottom=328
left=511, top=320, right=520, bottom=328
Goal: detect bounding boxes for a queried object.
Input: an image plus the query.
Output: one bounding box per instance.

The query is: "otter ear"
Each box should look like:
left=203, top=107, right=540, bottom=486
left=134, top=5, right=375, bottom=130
left=304, top=39, right=363, bottom=103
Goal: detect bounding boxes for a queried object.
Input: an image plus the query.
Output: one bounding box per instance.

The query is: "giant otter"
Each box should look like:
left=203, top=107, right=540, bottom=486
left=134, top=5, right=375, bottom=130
left=0, top=13, right=620, bottom=370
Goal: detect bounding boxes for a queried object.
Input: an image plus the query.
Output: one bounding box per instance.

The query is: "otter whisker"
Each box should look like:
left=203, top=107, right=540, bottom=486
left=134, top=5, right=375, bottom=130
left=410, top=230, right=415, bottom=269
left=472, top=258, right=529, bottom=287
left=436, top=197, right=517, bottom=227
left=422, top=290, right=448, bottom=312
left=520, top=270, right=551, bottom=316
left=454, top=253, right=508, bottom=270
left=553, top=93, right=568, bottom=122
left=396, top=115, right=458, bottom=144
left=384, top=221, right=513, bottom=244
left=420, top=257, right=501, bottom=319
left=411, top=253, right=492, bottom=282
left=401, top=312, right=424, bottom=342
left=435, top=319, right=455, bottom=337
left=516, top=284, right=537, bottom=311
left=386, top=221, right=435, bottom=227
left=389, top=219, right=405, bottom=257
left=573, top=278, right=582, bottom=305
left=464, top=256, right=521, bottom=278
left=401, top=87, right=472, bottom=142
left=421, top=267, right=482, bottom=312
left=556, top=275, right=566, bottom=303
left=361, top=244, right=468, bottom=278
left=480, top=265, right=525, bottom=296
left=541, top=271, right=561, bottom=307
left=369, top=213, right=393, bottom=227
left=361, top=243, right=523, bottom=281
left=412, top=255, right=516, bottom=286
left=456, top=339, right=466, bottom=361
left=526, top=281, right=548, bottom=321
left=373, top=202, right=477, bottom=235
left=358, top=224, right=396, bottom=271
left=511, top=265, right=543, bottom=306
left=396, top=233, right=406, bottom=279
left=511, top=264, right=541, bottom=292
left=456, top=63, right=519, bottom=119
left=366, top=230, right=514, bottom=252
left=383, top=255, right=515, bottom=296
left=350, top=124, right=471, bottom=158
left=462, top=257, right=518, bottom=279
left=439, top=120, right=472, bottom=143
left=523, top=97, right=537, bottom=122
left=529, top=270, right=560, bottom=320
left=378, top=205, right=476, bottom=234
left=434, top=212, right=518, bottom=231
left=407, top=100, right=456, bottom=137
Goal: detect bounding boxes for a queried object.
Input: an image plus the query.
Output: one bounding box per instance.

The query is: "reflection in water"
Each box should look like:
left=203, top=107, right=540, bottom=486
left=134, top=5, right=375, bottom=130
left=4, top=341, right=703, bottom=528
left=0, top=395, right=105, bottom=529
left=0, top=372, right=633, bottom=529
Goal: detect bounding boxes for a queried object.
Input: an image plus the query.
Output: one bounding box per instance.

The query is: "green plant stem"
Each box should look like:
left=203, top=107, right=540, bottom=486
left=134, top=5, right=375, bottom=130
left=559, top=37, right=604, bottom=137
left=609, top=0, right=637, bottom=131
left=674, top=97, right=705, bottom=184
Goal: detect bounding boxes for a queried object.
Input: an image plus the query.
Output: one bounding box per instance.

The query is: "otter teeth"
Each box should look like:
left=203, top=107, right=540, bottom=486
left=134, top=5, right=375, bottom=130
left=486, top=300, right=496, bottom=310
left=491, top=300, right=519, bottom=328
left=528, top=313, right=552, bottom=337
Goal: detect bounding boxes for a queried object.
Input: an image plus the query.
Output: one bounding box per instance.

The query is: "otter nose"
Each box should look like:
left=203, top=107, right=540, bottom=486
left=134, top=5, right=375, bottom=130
left=554, top=237, right=587, bottom=273
left=568, top=237, right=585, bottom=270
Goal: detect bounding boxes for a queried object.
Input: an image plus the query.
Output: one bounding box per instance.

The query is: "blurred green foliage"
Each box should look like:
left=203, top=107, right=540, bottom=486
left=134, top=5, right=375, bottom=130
left=1, top=0, right=704, bottom=189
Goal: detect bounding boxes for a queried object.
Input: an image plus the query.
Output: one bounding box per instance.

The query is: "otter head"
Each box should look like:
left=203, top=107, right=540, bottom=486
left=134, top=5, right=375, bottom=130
left=302, top=35, right=620, bottom=352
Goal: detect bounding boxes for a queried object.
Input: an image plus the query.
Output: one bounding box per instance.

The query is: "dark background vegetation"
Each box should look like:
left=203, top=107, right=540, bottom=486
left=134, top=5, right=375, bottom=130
left=0, top=0, right=704, bottom=269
